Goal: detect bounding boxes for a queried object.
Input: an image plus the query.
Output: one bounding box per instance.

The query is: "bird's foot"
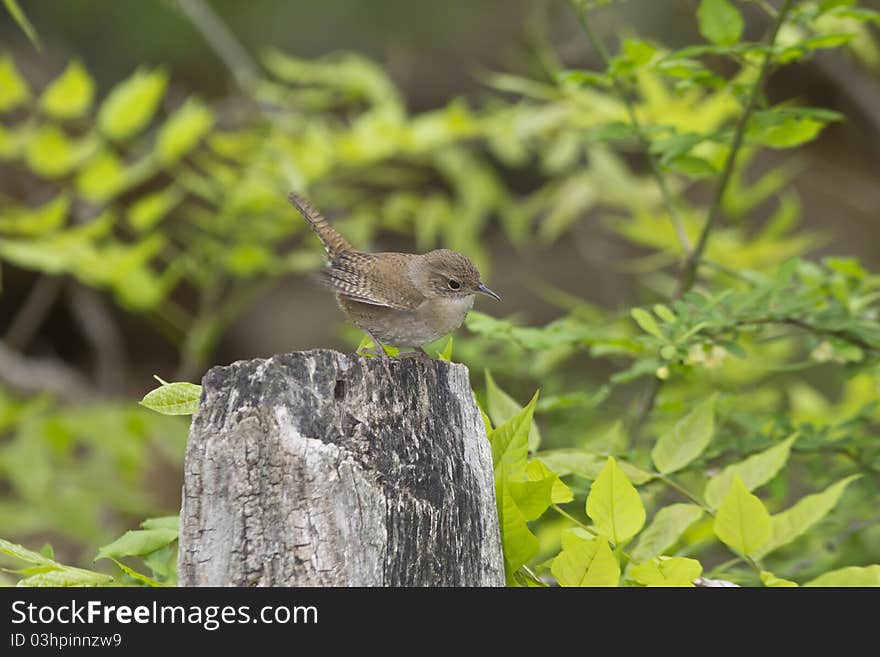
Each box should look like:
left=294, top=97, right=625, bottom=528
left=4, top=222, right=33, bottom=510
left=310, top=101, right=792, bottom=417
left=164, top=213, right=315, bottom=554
left=356, top=347, right=391, bottom=364
left=398, top=347, right=433, bottom=363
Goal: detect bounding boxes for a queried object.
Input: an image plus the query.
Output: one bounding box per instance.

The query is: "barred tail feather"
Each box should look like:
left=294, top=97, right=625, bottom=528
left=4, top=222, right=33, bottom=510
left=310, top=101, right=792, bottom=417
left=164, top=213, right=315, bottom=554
left=288, top=192, right=353, bottom=259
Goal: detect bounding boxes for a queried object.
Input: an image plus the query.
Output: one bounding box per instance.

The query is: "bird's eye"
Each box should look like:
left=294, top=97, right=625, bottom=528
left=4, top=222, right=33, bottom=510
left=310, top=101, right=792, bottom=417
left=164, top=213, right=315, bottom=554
left=448, top=279, right=461, bottom=290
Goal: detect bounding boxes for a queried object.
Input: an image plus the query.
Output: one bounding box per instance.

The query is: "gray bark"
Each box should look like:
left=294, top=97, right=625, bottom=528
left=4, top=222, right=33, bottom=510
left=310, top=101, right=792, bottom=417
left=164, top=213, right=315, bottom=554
left=177, top=349, right=504, bottom=587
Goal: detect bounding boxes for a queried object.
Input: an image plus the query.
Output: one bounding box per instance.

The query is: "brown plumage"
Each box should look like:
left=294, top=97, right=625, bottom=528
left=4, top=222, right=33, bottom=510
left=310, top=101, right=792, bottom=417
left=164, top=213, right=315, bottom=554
left=288, top=192, right=501, bottom=361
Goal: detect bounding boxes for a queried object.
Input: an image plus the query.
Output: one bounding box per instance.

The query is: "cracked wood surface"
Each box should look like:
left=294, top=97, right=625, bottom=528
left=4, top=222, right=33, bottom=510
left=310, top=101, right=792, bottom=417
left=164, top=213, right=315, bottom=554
left=177, top=349, right=504, bottom=586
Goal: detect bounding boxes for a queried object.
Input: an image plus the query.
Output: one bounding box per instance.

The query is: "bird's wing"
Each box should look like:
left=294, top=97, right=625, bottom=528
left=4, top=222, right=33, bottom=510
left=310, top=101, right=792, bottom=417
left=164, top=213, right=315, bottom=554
left=317, top=252, right=425, bottom=310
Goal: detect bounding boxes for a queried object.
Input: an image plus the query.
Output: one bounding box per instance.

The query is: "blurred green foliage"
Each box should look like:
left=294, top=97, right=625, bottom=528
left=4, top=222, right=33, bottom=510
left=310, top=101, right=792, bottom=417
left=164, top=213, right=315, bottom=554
left=1, top=0, right=880, bottom=586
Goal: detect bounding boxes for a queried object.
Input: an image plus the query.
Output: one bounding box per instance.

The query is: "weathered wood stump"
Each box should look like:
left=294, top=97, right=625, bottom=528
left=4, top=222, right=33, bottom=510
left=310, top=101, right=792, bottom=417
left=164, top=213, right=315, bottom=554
left=177, top=349, right=504, bottom=586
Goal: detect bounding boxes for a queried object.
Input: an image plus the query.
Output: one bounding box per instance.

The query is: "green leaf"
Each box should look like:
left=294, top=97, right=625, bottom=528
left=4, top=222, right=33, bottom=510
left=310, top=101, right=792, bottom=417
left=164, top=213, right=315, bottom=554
left=551, top=534, right=620, bottom=587
left=713, top=476, right=772, bottom=557
left=586, top=456, right=646, bottom=544
left=96, top=529, right=178, bottom=561
left=110, top=558, right=163, bottom=587
left=760, top=570, right=798, bottom=587
left=630, top=503, right=705, bottom=561
left=437, top=336, right=453, bottom=361
left=24, top=125, right=79, bottom=178
left=805, top=565, right=880, bottom=587
left=704, top=435, right=797, bottom=509
left=0, top=193, right=69, bottom=235
left=127, top=185, right=183, bottom=232
left=139, top=381, right=202, bottom=416
left=497, top=474, right=540, bottom=577
left=3, top=0, right=40, bottom=49
left=40, top=60, right=94, bottom=119
left=0, top=55, right=29, bottom=112
left=156, top=97, right=214, bottom=164
left=631, top=307, right=664, bottom=339
left=747, top=114, right=825, bottom=149
left=756, top=475, right=860, bottom=558
left=653, top=304, right=676, bottom=323
left=536, top=449, right=654, bottom=484
left=508, top=476, right=557, bottom=521
left=526, top=458, right=573, bottom=505
left=651, top=394, right=716, bottom=474
left=697, top=0, right=744, bottom=46
left=18, top=568, right=112, bottom=587
left=0, top=537, right=54, bottom=566
left=76, top=150, right=127, bottom=204
left=629, top=556, right=702, bottom=587
left=485, top=371, right=542, bottom=451
left=140, top=515, right=179, bottom=531
left=98, top=68, right=168, bottom=141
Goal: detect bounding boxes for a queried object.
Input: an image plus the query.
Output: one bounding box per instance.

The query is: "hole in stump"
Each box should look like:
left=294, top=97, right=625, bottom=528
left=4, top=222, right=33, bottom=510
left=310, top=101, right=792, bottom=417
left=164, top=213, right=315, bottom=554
left=334, top=379, right=346, bottom=400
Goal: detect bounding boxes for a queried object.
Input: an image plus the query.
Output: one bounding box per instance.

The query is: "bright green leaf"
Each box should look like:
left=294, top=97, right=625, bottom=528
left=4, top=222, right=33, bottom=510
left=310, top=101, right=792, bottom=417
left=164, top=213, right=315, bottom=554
left=537, top=449, right=654, bottom=484
left=109, top=558, right=163, bottom=587
left=0, top=537, right=54, bottom=566
left=437, top=336, right=453, bottom=361
left=139, top=381, right=202, bottom=416
left=586, top=456, right=646, bottom=544
left=652, top=394, right=716, bottom=474
left=698, top=0, right=744, bottom=46
left=127, top=186, right=183, bottom=232
left=508, top=476, right=556, bottom=521
left=631, top=307, right=664, bottom=339
left=629, top=556, right=702, bottom=586
left=98, top=68, right=168, bottom=141
left=497, top=474, right=540, bottom=577
left=653, top=304, right=676, bottom=323
left=96, top=529, right=178, bottom=561
left=760, top=570, right=798, bottom=587
left=486, top=371, right=542, bottom=451
left=488, top=390, right=538, bottom=476
left=704, top=435, right=797, bottom=509
left=630, top=503, right=705, bottom=561
left=525, top=458, right=573, bottom=504
left=805, top=565, right=880, bottom=587
left=713, top=476, right=772, bottom=557
left=40, top=60, right=94, bottom=119
left=18, top=568, right=113, bottom=587
left=551, top=534, right=620, bottom=587
left=140, top=516, right=179, bottom=532
left=76, top=150, right=126, bottom=203
left=24, top=125, right=79, bottom=178
left=0, top=193, right=69, bottom=235
left=156, top=97, right=214, bottom=164
left=0, top=54, right=29, bottom=111
left=756, top=475, right=861, bottom=558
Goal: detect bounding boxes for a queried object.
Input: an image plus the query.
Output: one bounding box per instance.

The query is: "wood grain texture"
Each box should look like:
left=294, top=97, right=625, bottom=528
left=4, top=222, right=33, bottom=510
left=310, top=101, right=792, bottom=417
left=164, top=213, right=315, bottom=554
left=178, top=349, right=504, bottom=587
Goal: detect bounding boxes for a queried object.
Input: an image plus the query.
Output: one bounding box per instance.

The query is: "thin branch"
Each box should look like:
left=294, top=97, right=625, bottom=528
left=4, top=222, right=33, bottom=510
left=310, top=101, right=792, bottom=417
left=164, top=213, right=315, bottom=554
left=568, top=0, right=692, bottom=256
left=740, top=316, right=878, bottom=354
left=4, top=275, right=63, bottom=350
left=0, top=341, right=96, bottom=403
left=175, top=0, right=259, bottom=90
left=66, top=283, right=127, bottom=394
left=630, top=0, right=795, bottom=437
left=678, top=0, right=795, bottom=295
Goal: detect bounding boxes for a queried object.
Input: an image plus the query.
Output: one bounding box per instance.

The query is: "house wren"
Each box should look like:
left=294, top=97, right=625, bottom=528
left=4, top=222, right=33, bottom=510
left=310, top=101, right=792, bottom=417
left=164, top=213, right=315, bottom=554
left=288, top=192, right=501, bottom=362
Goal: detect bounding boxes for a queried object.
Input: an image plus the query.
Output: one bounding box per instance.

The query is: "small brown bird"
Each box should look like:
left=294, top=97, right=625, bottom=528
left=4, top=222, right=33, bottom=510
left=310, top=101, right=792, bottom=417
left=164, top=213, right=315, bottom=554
left=288, top=192, right=501, bottom=362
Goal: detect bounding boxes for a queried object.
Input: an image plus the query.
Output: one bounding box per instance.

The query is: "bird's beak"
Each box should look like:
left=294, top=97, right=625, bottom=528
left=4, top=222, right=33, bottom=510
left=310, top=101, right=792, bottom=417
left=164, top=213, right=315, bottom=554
left=477, top=283, right=502, bottom=302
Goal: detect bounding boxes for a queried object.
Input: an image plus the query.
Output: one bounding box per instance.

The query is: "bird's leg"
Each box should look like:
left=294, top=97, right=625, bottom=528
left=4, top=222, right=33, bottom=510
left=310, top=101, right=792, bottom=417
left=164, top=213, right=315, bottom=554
left=357, top=331, right=391, bottom=364
left=398, top=346, right=433, bottom=362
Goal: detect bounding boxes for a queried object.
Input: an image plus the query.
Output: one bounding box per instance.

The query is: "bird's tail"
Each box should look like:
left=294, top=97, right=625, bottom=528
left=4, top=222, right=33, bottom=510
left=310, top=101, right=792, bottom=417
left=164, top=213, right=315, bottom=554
left=288, top=192, right=353, bottom=259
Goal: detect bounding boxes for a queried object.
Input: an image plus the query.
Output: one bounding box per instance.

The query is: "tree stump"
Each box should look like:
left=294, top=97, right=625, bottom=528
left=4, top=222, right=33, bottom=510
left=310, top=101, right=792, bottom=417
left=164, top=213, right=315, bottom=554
left=177, top=349, right=504, bottom=586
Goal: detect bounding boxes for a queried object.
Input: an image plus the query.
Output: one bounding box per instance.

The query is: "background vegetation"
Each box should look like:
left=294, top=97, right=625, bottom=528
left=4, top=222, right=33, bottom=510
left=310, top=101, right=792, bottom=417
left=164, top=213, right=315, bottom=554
left=1, top=0, right=879, bottom=586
